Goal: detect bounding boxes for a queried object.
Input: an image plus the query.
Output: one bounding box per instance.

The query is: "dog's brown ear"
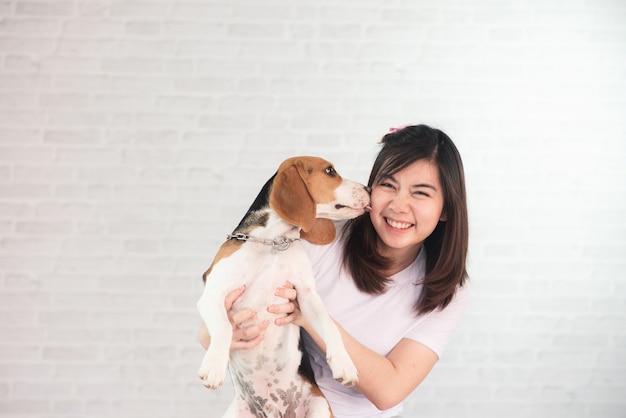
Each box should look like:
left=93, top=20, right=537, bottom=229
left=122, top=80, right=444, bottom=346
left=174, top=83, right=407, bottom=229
left=270, top=164, right=316, bottom=232
left=300, top=218, right=336, bottom=245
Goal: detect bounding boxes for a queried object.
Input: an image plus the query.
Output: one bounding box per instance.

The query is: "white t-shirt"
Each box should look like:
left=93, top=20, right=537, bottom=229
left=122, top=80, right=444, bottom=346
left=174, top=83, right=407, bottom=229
left=301, top=225, right=470, bottom=418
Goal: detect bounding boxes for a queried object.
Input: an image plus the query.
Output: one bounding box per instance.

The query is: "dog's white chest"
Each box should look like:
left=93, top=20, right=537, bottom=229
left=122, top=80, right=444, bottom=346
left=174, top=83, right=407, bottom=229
left=225, top=243, right=309, bottom=314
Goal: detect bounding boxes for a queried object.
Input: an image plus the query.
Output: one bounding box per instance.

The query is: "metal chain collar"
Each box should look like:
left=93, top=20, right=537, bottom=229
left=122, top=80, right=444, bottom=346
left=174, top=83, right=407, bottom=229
left=226, top=232, right=300, bottom=251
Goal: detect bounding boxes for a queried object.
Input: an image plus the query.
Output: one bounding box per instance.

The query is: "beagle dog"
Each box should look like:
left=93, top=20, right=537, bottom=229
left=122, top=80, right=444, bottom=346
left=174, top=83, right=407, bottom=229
left=197, top=156, right=370, bottom=417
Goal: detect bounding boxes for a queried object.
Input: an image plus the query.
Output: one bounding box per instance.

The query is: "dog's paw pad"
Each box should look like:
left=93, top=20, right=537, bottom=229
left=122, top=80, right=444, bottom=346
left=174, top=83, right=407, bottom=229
left=198, top=368, right=224, bottom=389
left=327, top=353, right=359, bottom=387
left=198, top=349, right=229, bottom=389
left=334, top=371, right=358, bottom=387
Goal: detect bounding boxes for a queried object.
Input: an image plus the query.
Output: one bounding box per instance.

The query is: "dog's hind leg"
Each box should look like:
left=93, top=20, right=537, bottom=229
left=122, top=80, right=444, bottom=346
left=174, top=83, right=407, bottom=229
left=305, top=388, right=335, bottom=418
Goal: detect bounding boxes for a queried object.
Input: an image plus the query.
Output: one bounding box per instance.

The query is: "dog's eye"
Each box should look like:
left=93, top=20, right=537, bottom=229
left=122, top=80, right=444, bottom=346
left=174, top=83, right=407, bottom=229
left=325, top=166, right=337, bottom=176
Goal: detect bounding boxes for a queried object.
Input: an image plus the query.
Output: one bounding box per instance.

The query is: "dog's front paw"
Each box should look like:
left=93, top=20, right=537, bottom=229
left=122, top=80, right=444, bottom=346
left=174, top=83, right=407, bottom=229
left=326, top=350, right=359, bottom=387
left=198, top=351, right=227, bottom=389
left=198, top=367, right=225, bottom=389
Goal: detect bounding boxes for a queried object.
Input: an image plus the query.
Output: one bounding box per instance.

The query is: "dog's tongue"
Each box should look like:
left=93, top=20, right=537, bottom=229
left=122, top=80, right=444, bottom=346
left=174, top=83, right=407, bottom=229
left=364, top=205, right=372, bottom=213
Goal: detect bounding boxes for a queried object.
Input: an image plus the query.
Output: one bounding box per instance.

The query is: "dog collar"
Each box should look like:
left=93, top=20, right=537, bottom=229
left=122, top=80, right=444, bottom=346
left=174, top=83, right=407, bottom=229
left=226, top=233, right=299, bottom=251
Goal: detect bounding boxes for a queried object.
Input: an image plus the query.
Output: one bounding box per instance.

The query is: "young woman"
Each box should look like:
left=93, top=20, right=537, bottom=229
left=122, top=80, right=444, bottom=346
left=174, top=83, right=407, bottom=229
left=200, top=124, right=470, bottom=417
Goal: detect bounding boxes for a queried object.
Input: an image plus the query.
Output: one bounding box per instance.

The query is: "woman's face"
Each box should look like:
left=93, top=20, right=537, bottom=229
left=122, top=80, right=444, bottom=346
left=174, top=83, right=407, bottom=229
left=369, top=159, right=446, bottom=260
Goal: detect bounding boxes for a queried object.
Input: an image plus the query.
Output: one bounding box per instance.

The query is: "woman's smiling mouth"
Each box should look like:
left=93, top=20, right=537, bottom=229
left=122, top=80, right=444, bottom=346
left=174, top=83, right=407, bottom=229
left=385, top=218, right=414, bottom=230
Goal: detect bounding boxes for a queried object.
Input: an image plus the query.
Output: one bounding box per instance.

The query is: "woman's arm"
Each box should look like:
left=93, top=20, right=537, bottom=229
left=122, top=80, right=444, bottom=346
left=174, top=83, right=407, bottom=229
left=307, top=321, right=438, bottom=410
left=198, top=285, right=270, bottom=351
left=271, top=284, right=438, bottom=411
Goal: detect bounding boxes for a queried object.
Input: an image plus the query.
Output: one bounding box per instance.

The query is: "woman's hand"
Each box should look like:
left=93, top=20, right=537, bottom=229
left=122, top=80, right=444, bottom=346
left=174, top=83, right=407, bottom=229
left=268, top=281, right=307, bottom=328
left=198, top=285, right=270, bottom=351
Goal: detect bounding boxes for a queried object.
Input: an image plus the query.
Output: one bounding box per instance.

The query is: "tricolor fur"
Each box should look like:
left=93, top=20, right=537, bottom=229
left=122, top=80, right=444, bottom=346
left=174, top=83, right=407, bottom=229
left=198, top=156, right=370, bottom=417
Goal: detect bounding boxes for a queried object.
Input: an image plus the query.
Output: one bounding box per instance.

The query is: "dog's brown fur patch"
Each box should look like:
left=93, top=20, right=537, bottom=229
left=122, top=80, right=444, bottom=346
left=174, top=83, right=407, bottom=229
left=202, top=239, right=243, bottom=283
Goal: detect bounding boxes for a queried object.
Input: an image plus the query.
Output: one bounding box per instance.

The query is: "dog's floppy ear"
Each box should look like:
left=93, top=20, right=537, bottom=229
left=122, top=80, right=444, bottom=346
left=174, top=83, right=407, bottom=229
left=270, top=163, right=317, bottom=232
left=300, top=218, right=336, bottom=245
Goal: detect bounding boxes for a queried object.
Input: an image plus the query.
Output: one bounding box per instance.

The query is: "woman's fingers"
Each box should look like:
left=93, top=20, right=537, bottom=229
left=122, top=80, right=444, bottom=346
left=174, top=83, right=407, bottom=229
left=231, top=334, right=263, bottom=350
left=275, top=287, right=297, bottom=301
left=229, top=307, right=256, bottom=326
left=274, top=281, right=297, bottom=301
left=222, top=281, right=301, bottom=349
left=268, top=281, right=297, bottom=316
left=224, top=285, right=246, bottom=310
left=267, top=301, right=295, bottom=315
left=274, top=312, right=296, bottom=326
left=269, top=281, right=301, bottom=326
left=231, top=320, right=269, bottom=350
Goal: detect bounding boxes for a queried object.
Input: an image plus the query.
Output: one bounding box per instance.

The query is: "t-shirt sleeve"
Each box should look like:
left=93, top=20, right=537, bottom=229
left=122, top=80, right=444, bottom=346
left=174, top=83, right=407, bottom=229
left=404, top=283, right=471, bottom=359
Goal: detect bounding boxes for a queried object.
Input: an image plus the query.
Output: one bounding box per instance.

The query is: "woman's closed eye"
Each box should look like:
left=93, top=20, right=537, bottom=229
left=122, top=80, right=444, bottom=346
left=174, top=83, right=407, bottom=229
left=413, top=190, right=431, bottom=197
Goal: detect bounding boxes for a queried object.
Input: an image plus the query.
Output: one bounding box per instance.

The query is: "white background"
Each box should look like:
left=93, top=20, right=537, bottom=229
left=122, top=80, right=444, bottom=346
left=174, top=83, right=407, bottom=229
left=0, top=0, right=624, bottom=417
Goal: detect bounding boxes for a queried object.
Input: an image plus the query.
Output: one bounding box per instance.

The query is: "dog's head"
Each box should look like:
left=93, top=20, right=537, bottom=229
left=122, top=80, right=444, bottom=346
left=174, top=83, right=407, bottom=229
left=269, top=156, right=370, bottom=245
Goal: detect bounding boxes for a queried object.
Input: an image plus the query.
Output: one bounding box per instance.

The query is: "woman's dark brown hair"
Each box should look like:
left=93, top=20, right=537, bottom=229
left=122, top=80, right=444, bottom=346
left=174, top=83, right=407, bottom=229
left=342, top=124, right=468, bottom=315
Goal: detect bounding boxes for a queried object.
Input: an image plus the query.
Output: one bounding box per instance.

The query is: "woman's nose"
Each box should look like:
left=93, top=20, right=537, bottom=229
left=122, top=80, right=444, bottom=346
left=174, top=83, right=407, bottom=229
left=389, top=192, right=410, bottom=211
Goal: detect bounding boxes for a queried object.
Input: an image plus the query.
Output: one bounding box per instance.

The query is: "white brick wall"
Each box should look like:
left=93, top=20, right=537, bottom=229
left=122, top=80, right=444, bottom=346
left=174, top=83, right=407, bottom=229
left=0, top=0, right=624, bottom=417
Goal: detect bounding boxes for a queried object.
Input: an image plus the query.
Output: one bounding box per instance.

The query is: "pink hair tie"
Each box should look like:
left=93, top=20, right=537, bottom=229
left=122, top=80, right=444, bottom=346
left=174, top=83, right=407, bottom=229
left=378, top=124, right=411, bottom=143
left=388, top=124, right=411, bottom=133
